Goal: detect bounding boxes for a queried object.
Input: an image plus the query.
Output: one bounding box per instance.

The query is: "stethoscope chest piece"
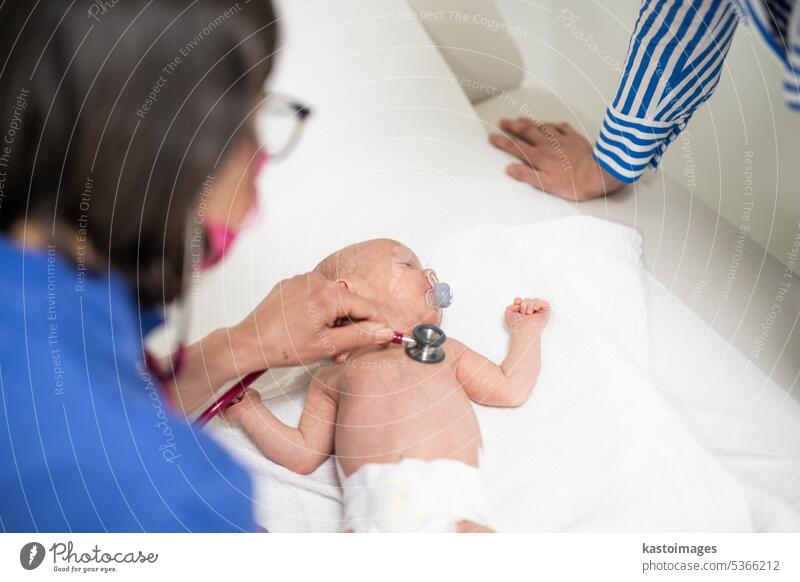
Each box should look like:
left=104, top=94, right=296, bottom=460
left=404, top=324, right=446, bottom=364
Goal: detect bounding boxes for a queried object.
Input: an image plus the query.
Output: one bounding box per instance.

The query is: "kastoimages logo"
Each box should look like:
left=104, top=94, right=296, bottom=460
left=20, top=542, right=46, bottom=570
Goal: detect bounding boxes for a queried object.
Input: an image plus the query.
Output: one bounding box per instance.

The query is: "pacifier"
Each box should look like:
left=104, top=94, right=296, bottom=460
left=425, top=270, right=453, bottom=309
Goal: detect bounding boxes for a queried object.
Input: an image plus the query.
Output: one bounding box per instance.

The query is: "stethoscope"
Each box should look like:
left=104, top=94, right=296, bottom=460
left=391, top=324, right=447, bottom=364
left=192, top=274, right=454, bottom=427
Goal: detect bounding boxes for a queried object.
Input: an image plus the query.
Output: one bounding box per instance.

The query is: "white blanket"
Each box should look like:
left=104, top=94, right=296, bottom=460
left=209, top=216, right=754, bottom=531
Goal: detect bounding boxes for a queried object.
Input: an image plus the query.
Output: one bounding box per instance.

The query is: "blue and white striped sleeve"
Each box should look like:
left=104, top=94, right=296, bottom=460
left=783, top=0, right=800, bottom=110
left=593, top=0, right=739, bottom=183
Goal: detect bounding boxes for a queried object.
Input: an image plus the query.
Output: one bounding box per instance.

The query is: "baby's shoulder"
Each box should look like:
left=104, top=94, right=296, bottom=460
left=443, top=336, right=470, bottom=357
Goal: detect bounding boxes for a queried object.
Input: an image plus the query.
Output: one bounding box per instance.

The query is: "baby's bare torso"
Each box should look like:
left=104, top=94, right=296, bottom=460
left=324, top=343, right=481, bottom=477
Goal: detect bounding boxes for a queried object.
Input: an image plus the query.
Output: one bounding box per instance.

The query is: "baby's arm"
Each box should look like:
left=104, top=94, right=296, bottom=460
left=452, top=297, right=550, bottom=407
left=222, top=372, right=338, bottom=475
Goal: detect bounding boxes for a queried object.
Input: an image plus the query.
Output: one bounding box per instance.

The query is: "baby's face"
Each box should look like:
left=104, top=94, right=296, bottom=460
left=384, top=243, right=443, bottom=329
left=318, top=239, right=443, bottom=331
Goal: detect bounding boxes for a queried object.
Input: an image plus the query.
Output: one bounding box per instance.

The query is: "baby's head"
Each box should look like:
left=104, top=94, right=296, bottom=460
left=315, top=239, right=446, bottom=332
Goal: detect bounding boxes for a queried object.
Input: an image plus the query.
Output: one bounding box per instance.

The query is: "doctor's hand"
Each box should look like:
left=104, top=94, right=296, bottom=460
left=230, top=271, right=394, bottom=370
left=488, top=118, right=624, bottom=202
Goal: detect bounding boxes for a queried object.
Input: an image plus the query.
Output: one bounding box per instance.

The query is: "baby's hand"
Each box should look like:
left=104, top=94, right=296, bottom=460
left=220, top=388, right=262, bottom=426
left=505, top=297, right=551, bottom=332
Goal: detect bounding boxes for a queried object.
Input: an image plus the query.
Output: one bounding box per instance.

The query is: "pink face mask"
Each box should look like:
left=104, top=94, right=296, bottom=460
left=201, top=149, right=269, bottom=270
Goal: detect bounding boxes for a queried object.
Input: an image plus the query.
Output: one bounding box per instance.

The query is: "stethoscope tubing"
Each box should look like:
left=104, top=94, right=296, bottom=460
left=194, top=369, right=267, bottom=427
left=193, top=324, right=447, bottom=425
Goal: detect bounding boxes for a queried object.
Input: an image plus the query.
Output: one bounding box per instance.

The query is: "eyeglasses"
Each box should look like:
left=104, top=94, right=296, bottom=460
left=254, top=92, right=312, bottom=160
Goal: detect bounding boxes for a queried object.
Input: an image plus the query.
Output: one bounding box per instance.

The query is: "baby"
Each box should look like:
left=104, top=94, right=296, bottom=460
left=224, top=239, right=550, bottom=532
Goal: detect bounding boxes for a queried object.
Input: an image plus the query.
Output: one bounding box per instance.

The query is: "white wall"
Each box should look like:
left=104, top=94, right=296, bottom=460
left=496, top=0, right=800, bottom=274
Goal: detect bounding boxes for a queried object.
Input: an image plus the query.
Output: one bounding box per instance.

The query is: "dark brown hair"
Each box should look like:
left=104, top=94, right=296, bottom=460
left=0, top=0, right=278, bottom=305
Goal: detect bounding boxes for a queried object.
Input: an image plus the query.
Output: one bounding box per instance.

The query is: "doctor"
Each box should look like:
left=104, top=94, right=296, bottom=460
left=0, top=0, right=392, bottom=531
left=489, top=0, right=799, bottom=200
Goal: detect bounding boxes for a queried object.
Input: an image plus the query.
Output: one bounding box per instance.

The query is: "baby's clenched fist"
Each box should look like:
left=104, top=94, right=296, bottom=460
left=220, top=388, right=262, bottom=426
left=505, top=297, right=551, bottom=331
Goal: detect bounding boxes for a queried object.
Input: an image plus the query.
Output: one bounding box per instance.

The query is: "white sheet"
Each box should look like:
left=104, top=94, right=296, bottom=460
left=210, top=217, right=756, bottom=532
left=646, top=275, right=800, bottom=531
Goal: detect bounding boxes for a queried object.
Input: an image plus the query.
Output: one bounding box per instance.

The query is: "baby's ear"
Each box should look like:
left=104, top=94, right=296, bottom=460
left=336, top=279, right=350, bottom=291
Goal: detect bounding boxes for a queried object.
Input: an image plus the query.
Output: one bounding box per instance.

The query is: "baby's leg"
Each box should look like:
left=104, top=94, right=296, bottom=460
left=456, top=520, right=494, bottom=533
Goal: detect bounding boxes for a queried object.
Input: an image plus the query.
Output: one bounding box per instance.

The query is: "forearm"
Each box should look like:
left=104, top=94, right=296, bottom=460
left=456, top=334, right=541, bottom=407
left=164, top=327, right=253, bottom=414
left=238, top=403, right=327, bottom=475
left=497, top=330, right=542, bottom=405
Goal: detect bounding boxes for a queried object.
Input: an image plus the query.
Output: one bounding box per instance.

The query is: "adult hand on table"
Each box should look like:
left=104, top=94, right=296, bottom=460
left=488, top=117, right=625, bottom=202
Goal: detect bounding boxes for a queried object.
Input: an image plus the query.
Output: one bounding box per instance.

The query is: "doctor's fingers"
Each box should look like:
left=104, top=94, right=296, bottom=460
left=328, top=290, right=393, bottom=344
left=328, top=319, right=395, bottom=353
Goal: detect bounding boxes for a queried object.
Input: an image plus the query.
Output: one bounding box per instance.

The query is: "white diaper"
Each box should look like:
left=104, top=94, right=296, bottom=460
left=337, top=456, right=492, bottom=532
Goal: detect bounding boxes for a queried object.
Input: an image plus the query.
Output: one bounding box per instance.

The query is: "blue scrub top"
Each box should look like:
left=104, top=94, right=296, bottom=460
left=0, top=235, right=256, bottom=532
